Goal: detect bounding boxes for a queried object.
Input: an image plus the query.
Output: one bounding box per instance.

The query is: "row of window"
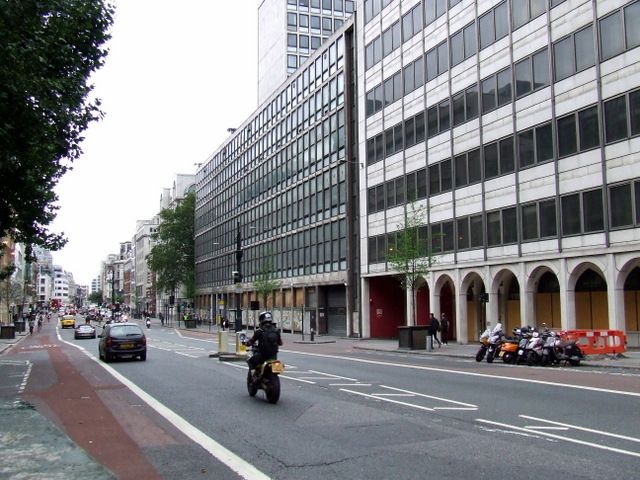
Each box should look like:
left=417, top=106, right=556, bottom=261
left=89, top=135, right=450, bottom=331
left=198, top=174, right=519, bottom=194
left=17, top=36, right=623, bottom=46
left=197, top=218, right=348, bottom=286
left=287, top=12, right=343, bottom=35
left=199, top=36, right=346, bottom=183
left=365, top=1, right=639, bottom=102
left=288, top=0, right=354, bottom=14
left=368, top=179, right=640, bottom=264
left=366, top=46, right=549, bottom=119
left=367, top=89, right=640, bottom=214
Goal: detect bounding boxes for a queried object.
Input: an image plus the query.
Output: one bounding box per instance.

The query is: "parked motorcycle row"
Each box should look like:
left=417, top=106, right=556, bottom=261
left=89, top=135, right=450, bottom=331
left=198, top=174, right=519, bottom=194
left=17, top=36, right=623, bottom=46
left=476, top=323, right=584, bottom=367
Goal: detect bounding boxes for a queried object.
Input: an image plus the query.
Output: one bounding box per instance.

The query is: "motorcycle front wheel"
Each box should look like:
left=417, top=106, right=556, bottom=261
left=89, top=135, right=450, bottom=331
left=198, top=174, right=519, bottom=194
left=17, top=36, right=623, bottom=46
left=247, top=371, right=258, bottom=397
left=475, top=345, right=487, bottom=362
left=526, top=350, right=538, bottom=366
left=265, top=374, right=281, bottom=404
left=486, top=348, right=496, bottom=363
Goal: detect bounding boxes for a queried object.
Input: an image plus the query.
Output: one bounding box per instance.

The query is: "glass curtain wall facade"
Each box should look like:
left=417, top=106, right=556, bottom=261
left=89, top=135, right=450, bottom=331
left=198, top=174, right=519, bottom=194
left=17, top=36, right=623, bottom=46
left=359, top=0, right=640, bottom=344
left=196, top=22, right=357, bottom=336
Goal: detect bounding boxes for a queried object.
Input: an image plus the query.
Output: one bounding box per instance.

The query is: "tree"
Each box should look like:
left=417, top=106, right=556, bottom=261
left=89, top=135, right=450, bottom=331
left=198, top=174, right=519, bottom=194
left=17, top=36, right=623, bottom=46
left=253, top=252, right=281, bottom=310
left=87, top=291, right=102, bottom=304
left=0, top=1, right=115, bottom=254
left=146, top=191, right=195, bottom=300
left=1, top=277, right=23, bottom=323
left=386, top=202, right=438, bottom=326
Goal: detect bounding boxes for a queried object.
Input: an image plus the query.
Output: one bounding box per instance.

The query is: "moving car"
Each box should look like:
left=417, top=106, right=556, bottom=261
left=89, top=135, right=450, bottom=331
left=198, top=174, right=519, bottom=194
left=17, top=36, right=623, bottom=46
left=74, top=324, right=96, bottom=339
left=60, top=315, right=76, bottom=329
left=98, top=323, right=146, bottom=362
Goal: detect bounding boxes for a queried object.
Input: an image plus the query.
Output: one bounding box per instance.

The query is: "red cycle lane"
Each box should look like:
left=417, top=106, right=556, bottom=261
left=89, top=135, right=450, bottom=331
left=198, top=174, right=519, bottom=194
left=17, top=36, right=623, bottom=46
left=18, top=328, right=163, bottom=480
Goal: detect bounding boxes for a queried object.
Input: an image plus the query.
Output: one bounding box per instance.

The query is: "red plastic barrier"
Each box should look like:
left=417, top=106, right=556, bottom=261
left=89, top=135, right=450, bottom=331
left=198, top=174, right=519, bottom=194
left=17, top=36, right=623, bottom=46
left=559, top=329, right=627, bottom=355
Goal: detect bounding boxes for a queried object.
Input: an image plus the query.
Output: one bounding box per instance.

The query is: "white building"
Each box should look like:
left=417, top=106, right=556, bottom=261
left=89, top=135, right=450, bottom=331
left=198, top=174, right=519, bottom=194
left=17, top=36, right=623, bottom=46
left=258, top=0, right=355, bottom=103
left=358, top=0, right=640, bottom=346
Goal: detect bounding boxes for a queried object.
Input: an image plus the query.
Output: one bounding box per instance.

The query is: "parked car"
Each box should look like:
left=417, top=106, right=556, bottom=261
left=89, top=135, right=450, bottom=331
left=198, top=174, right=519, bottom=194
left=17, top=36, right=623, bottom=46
left=60, top=315, right=76, bottom=329
left=98, top=323, right=146, bottom=362
left=74, top=324, right=96, bottom=340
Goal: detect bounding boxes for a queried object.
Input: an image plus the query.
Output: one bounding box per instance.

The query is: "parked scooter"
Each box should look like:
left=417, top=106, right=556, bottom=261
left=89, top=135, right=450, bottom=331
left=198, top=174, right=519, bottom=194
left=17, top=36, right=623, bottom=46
left=486, top=323, right=504, bottom=363
left=497, top=329, right=521, bottom=364
left=542, top=332, right=584, bottom=366
left=145, top=317, right=151, bottom=329
left=476, top=327, right=491, bottom=362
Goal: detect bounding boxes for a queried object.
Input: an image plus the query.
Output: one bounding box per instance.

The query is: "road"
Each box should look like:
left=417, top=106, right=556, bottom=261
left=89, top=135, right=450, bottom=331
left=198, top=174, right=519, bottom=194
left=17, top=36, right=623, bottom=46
left=7, top=317, right=640, bottom=479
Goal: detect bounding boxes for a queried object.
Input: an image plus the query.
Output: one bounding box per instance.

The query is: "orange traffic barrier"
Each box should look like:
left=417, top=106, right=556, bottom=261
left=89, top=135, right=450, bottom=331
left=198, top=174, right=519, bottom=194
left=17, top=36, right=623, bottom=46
left=559, top=329, right=627, bottom=356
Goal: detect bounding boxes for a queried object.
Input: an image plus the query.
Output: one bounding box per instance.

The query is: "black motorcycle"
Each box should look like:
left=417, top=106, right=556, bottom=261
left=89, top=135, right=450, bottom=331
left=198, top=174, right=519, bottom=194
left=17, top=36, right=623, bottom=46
left=246, top=346, right=285, bottom=404
left=542, top=333, right=584, bottom=366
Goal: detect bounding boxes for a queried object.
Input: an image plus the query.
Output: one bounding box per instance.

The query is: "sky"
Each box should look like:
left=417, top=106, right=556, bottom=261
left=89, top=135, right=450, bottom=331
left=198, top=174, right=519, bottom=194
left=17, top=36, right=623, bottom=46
left=51, top=1, right=259, bottom=286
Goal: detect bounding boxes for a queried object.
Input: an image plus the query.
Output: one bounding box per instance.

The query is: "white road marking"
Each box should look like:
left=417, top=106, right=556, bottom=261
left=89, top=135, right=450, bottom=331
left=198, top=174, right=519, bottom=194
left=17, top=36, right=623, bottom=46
left=519, top=415, right=640, bottom=443
left=525, top=426, right=570, bottom=431
left=281, top=349, right=640, bottom=398
left=476, top=419, right=640, bottom=458
left=307, top=370, right=358, bottom=381
left=329, top=383, right=372, bottom=387
left=56, top=330, right=271, bottom=480
left=340, top=388, right=436, bottom=411
left=378, top=385, right=478, bottom=408
left=175, top=352, right=199, bottom=358
left=373, top=393, right=415, bottom=397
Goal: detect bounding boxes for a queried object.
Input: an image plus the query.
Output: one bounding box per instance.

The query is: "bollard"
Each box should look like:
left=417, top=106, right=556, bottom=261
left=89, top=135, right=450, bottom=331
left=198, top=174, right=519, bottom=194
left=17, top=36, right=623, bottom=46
left=217, top=330, right=228, bottom=353
left=310, top=328, right=315, bottom=342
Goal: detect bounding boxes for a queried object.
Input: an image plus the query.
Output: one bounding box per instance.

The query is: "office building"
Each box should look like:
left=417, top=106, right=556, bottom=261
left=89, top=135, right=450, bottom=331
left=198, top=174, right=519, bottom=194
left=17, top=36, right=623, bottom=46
left=358, top=0, right=640, bottom=345
left=258, top=0, right=355, bottom=103
left=196, top=21, right=359, bottom=336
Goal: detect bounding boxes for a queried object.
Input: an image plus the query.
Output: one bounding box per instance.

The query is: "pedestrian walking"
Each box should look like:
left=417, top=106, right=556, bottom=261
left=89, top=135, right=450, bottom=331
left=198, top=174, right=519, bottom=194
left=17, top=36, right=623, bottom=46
left=29, top=319, right=35, bottom=335
left=428, top=313, right=441, bottom=349
left=440, top=313, right=449, bottom=345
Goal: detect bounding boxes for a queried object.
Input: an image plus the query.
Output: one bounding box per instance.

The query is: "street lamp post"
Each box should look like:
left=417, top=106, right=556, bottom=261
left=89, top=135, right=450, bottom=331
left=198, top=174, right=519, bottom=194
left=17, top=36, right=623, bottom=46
left=109, top=268, right=115, bottom=306
left=234, top=221, right=243, bottom=332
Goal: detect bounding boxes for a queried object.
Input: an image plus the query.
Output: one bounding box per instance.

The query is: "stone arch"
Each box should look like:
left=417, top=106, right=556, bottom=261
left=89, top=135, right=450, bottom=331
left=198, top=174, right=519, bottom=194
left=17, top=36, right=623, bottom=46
left=434, top=273, right=455, bottom=342
left=460, top=270, right=487, bottom=342
left=617, top=257, right=640, bottom=345
left=490, top=268, right=521, bottom=334
left=569, top=263, right=608, bottom=330
left=415, top=275, right=430, bottom=326
left=528, top=265, right=562, bottom=330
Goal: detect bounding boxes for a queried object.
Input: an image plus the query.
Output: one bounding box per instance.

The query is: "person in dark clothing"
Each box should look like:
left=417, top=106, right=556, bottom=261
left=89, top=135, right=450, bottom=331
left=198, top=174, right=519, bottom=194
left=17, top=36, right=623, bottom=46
left=246, top=311, right=283, bottom=373
left=440, top=313, right=449, bottom=345
left=428, top=313, right=441, bottom=349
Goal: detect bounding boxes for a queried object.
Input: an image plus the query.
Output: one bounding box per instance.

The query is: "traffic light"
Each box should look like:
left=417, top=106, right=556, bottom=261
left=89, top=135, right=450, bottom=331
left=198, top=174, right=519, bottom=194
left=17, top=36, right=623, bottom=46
left=233, top=271, right=243, bottom=283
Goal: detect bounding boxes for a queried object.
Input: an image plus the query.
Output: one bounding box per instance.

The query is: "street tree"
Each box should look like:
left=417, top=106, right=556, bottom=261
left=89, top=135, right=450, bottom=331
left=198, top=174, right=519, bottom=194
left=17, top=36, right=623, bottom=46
left=386, top=202, right=438, bottom=326
left=253, top=252, right=281, bottom=310
left=87, top=291, right=102, bottom=304
left=1, top=277, right=23, bottom=323
left=146, top=191, right=195, bottom=301
left=0, top=0, right=115, bottom=256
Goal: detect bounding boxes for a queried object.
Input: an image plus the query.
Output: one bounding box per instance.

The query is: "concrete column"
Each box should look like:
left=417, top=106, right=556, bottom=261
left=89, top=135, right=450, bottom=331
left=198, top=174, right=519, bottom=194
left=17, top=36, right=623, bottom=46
left=559, top=258, right=575, bottom=330
left=607, top=253, right=624, bottom=331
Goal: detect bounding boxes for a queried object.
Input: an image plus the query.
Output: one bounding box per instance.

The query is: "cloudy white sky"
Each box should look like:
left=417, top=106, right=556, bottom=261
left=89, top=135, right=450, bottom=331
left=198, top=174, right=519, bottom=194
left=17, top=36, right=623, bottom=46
left=51, top=1, right=259, bottom=285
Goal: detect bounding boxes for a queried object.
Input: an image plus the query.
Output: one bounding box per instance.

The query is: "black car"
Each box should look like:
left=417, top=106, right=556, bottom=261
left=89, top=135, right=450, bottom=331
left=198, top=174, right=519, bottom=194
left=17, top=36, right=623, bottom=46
left=98, top=322, right=147, bottom=362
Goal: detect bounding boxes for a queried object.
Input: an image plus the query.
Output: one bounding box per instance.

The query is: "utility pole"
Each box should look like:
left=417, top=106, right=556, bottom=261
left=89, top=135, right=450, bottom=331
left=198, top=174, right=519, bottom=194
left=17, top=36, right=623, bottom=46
left=234, top=221, right=243, bottom=331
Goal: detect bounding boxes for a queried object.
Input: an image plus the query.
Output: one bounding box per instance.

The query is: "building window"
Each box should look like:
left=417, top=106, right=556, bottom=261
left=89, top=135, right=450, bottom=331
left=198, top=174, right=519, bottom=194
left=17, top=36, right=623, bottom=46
left=609, top=183, right=633, bottom=228
left=479, top=2, right=509, bottom=50
left=482, top=67, right=511, bottom=113
left=515, top=48, right=549, bottom=98
left=604, top=95, right=628, bottom=143
left=518, top=122, right=552, bottom=168
left=553, top=25, right=595, bottom=82
left=512, top=0, right=545, bottom=30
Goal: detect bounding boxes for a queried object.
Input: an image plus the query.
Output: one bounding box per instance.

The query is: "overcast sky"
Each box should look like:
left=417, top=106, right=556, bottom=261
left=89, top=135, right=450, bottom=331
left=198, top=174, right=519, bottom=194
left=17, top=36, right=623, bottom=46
left=51, top=1, right=258, bottom=286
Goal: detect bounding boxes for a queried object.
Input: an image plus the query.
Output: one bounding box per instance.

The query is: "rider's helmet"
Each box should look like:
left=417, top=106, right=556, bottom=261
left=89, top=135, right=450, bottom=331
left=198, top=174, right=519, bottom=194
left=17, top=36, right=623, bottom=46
left=258, top=311, right=273, bottom=326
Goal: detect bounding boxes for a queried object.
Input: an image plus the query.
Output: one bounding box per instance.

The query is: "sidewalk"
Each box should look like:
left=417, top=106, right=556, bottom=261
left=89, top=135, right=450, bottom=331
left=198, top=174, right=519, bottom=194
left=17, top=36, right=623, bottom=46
left=157, top=318, right=640, bottom=371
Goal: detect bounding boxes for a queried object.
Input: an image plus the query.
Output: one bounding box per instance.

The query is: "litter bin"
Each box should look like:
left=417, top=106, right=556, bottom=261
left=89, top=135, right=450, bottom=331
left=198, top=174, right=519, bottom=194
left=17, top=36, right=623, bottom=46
left=0, top=325, right=16, bottom=339
left=185, top=319, right=196, bottom=328
left=14, top=320, right=25, bottom=333
left=398, top=326, right=430, bottom=350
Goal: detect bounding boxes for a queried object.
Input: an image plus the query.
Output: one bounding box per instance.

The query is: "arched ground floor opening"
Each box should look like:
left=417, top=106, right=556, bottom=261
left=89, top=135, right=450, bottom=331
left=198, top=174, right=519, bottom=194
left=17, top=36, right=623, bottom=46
left=361, top=253, right=640, bottom=346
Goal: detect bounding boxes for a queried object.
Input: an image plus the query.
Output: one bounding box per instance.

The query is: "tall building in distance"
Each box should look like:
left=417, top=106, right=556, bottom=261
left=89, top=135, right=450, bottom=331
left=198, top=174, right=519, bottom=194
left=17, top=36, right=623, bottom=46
left=258, top=0, right=355, bottom=104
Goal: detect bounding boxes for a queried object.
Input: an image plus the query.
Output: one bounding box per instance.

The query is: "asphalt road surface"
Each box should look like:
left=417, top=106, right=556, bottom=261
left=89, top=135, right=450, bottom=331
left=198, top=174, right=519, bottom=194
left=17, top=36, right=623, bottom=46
left=8, top=317, right=640, bottom=479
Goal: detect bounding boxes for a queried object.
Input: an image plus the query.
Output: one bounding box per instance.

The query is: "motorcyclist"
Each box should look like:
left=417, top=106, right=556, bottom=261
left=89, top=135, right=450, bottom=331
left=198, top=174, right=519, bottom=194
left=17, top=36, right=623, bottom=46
left=246, top=311, right=282, bottom=378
